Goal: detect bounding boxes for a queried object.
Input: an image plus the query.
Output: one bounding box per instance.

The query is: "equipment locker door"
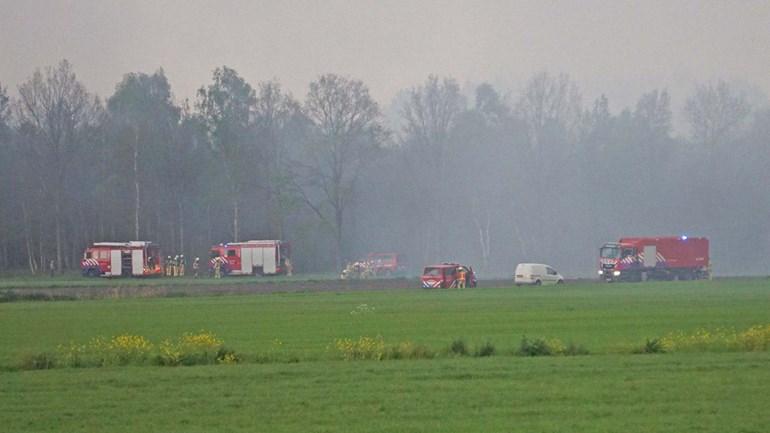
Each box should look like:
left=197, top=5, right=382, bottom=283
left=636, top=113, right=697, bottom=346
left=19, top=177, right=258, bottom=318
left=110, top=250, right=122, bottom=276
left=241, top=248, right=253, bottom=274
left=643, top=245, right=657, bottom=268
left=131, top=250, right=144, bottom=276
left=263, top=247, right=277, bottom=274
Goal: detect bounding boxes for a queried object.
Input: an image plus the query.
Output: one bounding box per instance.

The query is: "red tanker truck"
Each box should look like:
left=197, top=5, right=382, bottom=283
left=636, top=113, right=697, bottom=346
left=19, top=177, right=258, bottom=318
left=598, top=236, right=710, bottom=282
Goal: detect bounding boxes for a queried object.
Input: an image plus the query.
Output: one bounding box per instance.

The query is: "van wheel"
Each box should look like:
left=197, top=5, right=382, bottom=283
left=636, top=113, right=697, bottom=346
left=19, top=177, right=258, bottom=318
left=534, top=280, right=542, bottom=286
left=557, top=279, right=564, bottom=285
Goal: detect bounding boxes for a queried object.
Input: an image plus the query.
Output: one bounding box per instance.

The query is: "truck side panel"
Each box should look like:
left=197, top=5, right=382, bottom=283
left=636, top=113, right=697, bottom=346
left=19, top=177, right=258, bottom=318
left=620, top=237, right=709, bottom=270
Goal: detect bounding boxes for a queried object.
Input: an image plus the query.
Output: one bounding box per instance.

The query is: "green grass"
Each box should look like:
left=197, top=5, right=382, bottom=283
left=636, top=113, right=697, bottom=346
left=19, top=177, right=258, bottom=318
left=1, top=278, right=769, bottom=432
left=0, top=272, right=342, bottom=289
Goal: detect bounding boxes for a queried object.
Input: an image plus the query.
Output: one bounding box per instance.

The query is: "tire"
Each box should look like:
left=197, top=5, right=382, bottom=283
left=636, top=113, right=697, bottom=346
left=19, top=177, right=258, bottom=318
left=534, top=280, right=542, bottom=286
left=556, top=279, right=564, bottom=285
left=87, top=268, right=100, bottom=277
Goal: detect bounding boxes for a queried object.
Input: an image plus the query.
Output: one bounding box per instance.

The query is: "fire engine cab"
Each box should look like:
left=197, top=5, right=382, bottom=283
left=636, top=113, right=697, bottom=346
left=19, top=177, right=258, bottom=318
left=209, top=240, right=290, bottom=276
left=421, top=263, right=477, bottom=288
left=81, top=241, right=163, bottom=277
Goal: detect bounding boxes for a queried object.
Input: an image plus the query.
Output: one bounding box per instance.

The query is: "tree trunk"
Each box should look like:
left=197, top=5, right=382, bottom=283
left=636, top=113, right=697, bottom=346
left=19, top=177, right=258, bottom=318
left=55, top=200, right=62, bottom=273
left=134, top=127, right=140, bottom=240
left=177, top=199, right=185, bottom=253
left=21, top=201, right=37, bottom=274
left=334, top=205, right=343, bottom=271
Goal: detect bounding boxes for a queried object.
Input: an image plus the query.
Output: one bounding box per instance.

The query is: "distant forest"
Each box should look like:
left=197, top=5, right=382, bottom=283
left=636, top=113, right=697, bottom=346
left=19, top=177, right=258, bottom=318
left=0, top=61, right=768, bottom=276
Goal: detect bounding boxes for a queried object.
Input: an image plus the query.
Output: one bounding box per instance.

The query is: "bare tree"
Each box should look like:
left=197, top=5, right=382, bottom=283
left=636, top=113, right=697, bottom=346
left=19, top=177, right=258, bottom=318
left=401, top=75, right=465, bottom=262
left=685, top=80, right=751, bottom=150
left=298, top=74, right=385, bottom=270
left=196, top=67, right=257, bottom=241
left=254, top=81, right=302, bottom=239
left=515, top=71, right=582, bottom=150
left=16, top=60, right=100, bottom=272
left=634, top=89, right=672, bottom=138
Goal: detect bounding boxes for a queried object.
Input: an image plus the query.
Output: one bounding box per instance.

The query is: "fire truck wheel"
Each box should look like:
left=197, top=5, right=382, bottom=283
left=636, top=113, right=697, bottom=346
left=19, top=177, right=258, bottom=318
left=86, top=268, right=100, bottom=277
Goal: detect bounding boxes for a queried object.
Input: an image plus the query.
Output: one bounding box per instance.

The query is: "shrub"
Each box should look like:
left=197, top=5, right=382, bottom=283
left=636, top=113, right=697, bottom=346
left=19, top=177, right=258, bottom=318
left=515, top=337, right=572, bottom=356
left=334, top=337, right=435, bottom=361
left=736, top=324, right=770, bottom=351
left=634, top=338, right=665, bottom=354
left=563, top=342, right=590, bottom=356
left=474, top=341, right=496, bottom=357
left=449, top=338, right=468, bottom=356
left=155, top=331, right=225, bottom=366
left=334, top=336, right=386, bottom=361
left=516, top=337, right=553, bottom=356
left=106, top=334, right=153, bottom=365
left=19, top=352, right=57, bottom=370
left=57, top=341, right=90, bottom=367
left=386, top=341, right=434, bottom=360
left=217, top=348, right=241, bottom=365
left=659, top=324, right=770, bottom=353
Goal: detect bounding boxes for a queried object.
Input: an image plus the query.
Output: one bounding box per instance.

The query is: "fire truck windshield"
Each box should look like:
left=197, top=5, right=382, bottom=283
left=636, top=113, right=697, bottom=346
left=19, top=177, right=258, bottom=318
left=600, top=246, right=621, bottom=259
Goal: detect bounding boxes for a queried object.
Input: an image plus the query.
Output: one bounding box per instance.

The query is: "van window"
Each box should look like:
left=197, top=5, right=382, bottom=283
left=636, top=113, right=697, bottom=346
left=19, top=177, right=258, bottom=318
left=547, top=267, right=558, bottom=275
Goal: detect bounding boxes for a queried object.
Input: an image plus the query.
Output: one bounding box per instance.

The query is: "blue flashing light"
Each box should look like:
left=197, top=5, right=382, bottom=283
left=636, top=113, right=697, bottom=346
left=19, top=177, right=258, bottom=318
left=681, top=235, right=688, bottom=241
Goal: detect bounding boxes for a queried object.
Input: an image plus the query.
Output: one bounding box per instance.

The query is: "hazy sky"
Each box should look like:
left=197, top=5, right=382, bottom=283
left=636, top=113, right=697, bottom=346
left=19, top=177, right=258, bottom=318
left=2, top=0, right=769, bottom=117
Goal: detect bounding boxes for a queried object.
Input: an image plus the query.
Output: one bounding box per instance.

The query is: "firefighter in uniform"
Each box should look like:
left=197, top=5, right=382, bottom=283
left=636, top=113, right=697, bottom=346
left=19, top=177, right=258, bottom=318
left=165, top=256, right=172, bottom=276
left=284, top=258, right=293, bottom=277
left=192, top=257, right=200, bottom=278
left=179, top=255, right=185, bottom=277
left=457, top=266, right=467, bottom=289
left=214, top=257, right=222, bottom=279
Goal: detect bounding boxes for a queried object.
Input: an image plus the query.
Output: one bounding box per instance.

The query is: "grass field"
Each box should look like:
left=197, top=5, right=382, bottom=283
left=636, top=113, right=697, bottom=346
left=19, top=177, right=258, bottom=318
left=0, top=271, right=340, bottom=290
left=1, top=279, right=769, bottom=432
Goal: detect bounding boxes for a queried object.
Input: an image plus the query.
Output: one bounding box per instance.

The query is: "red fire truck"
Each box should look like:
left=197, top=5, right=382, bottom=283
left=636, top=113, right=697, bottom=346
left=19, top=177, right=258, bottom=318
left=81, top=241, right=163, bottom=277
left=598, top=236, right=710, bottom=282
left=421, top=263, right=477, bottom=288
left=366, top=252, right=406, bottom=276
left=209, top=240, right=290, bottom=276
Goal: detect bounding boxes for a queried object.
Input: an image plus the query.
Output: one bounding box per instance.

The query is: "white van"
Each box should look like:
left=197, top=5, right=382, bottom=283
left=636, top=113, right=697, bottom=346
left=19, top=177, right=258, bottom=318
left=514, top=263, right=564, bottom=286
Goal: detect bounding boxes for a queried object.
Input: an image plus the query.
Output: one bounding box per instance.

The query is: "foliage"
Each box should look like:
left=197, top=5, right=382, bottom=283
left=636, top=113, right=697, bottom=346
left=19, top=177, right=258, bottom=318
left=634, top=338, right=666, bottom=354
left=18, top=352, right=57, bottom=370
left=18, top=331, right=238, bottom=370
left=659, top=324, right=770, bottom=353
left=334, top=336, right=387, bottom=361
left=474, top=341, right=496, bottom=357
left=449, top=338, right=468, bottom=356
left=333, top=336, right=436, bottom=361
left=514, top=336, right=583, bottom=357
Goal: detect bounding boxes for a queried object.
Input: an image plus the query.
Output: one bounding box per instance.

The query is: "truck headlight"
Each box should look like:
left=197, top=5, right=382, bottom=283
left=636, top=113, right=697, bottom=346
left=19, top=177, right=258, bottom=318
left=598, top=270, right=604, bottom=275
left=613, top=270, right=621, bottom=277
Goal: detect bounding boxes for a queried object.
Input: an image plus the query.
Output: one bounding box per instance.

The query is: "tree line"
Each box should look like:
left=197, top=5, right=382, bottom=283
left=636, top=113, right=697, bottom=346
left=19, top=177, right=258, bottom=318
left=0, top=61, right=767, bottom=276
